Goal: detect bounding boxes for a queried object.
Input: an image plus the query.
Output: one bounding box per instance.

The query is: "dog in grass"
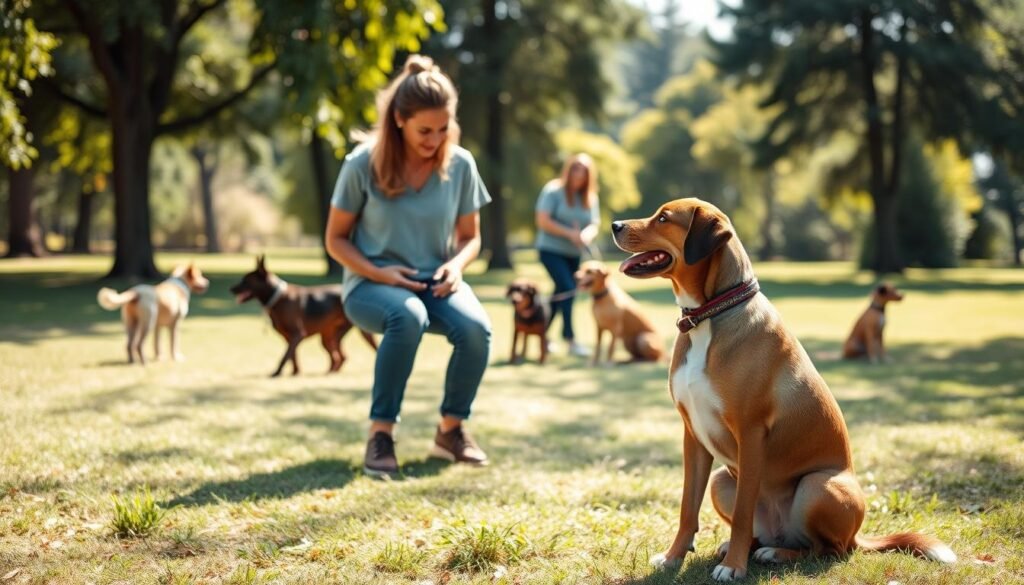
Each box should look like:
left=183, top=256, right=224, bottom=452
left=843, top=282, right=904, bottom=363
left=229, top=255, right=377, bottom=377
left=505, top=278, right=553, bottom=364
left=97, top=262, right=210, bottom=364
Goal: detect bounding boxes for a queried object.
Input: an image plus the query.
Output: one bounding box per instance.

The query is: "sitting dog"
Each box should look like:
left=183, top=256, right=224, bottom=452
left=97, top=263, right=210, bottom=364
left=505, top=278, right=552, bottom=364
left=612, top=199, right=954, bottom=581
left=573, top=261, right=664, bottom=366
left=843, top=283, right=904, bottom=363
left=230, top=255, right=376, bottom=377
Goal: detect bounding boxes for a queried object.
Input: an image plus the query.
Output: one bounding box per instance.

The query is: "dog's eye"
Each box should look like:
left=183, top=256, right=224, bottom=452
left=657, top=214, right=667, bottom=223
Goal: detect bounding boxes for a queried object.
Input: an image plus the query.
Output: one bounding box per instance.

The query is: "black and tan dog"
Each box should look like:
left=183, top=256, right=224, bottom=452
left=230, top=256, right=377, bottom=377
left=505, top=278, right=552, bottom=364
left=612, top=199, right=954, bottom=581
left=843, top=283, right=904, bottom=363
left=97, top=263, right=210, bottom=364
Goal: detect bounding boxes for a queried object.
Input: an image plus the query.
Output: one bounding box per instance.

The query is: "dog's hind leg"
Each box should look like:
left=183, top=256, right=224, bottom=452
left=359, top=328, right=378, bottom=351
left=324, top=324, right=347, bottom=372
left=133, top=312, right=155, bottom=365
left=273, top=330, right=303, bottom=377
left=124, top=310, right=139, bottom=364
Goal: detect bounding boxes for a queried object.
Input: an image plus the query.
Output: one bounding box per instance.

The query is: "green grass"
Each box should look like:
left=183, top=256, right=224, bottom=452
left=0, top=250, right=1022, bottom=584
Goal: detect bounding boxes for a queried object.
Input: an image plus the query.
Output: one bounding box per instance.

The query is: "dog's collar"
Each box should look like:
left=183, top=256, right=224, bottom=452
left=677, top=279, right=760, bottom=333
left=870, top=302, right=885, bottom=313
left=592, top=288, right=610, bottom=300
left=263, top=276, right=289, bottom=310
left=166, top=276, right=191, bottom=298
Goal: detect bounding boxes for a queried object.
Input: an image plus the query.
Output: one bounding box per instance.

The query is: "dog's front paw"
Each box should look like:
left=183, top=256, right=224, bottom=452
left=650, top=552, right=683, bottom=571
left=711, top=563, right=747, bottom=581
left=753, top=547, right=783, bottom=563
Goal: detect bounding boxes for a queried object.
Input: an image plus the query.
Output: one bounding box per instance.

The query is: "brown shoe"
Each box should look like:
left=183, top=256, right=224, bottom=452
left=364, top=432, right=399, bottom=478
left=430, top=425, right=489, bottom=466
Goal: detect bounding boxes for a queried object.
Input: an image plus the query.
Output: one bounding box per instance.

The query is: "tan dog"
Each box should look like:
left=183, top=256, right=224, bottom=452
left=97, top=263, right=210, bottom=364
left=843, top=283, right=904, bottom=363
left=574, top=261, right=663, bottom=366
left=612, top=199, right=954, bottom=581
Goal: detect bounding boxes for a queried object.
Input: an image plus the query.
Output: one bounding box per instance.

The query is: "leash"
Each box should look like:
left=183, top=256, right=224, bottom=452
left=676, top=279, right=760, bottom=333
left=549, top=289, right=578, bottom=302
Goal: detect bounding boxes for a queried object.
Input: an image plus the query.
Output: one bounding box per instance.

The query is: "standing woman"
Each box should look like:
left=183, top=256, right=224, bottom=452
left=325, top=55, right=492, bottom=478
left=535, top=154, right=600, bottom=357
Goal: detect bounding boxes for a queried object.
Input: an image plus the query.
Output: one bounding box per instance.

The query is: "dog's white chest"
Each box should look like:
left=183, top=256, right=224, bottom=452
left=671, top=321, right=735, bottom=468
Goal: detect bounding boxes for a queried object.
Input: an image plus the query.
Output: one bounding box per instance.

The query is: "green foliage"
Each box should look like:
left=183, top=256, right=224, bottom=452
left=373, top=541, right=428, bottom=575
left=964, top=205, right=1013, bottom=261
left=0, top=0, right=58, bottom=169
left=554, top=128, right=640, bottom=215
left=110, top=486, right=169, bottom=538
left=622, top=60, right=728, bottom=215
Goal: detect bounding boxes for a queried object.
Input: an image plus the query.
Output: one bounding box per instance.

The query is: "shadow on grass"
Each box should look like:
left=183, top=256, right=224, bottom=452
left=167, top=458, right=358, bottom=507
left=613, top=553, right=845, bottom=585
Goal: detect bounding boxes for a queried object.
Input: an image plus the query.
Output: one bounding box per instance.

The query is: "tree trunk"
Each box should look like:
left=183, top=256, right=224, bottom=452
left=859, top=9, right=903, bottom=274
left=1005, top=190, right=1023, bottom=266
left=311, top=132, right=344, bottom=276
left=106, top=93, right=160, bottom=279
left=191, top=145, right=221, bottom=253
left=72, top=185, right=94, bottom=253
left=6, top=165, right=46, bottom=257
left=482, top=0, right=512, bottom=270
left=758, top=171, right=776, bottom=261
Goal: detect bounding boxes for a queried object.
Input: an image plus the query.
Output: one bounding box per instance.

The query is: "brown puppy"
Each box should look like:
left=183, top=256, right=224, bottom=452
left=97, top=263, right=210, bottom=364
left=574, top=260, right=663, bottom=366
left=505, top=278, right=552, bottom=364
left=229, top=255, right=377, bottom=377
left=843, top=283, right=904, bottom=363
left=612, top=199, right=954, bottom=581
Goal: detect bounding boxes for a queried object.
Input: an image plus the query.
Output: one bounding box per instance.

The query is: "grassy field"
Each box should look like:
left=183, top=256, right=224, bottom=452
left=0, top=250, right=1022, bottom=584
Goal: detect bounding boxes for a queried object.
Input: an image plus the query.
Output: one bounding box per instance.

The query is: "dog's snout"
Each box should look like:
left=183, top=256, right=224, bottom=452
left=611, top=221, right=625, bottom=233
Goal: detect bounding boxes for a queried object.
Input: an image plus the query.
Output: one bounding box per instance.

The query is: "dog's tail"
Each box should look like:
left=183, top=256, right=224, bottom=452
left=97, top=287, right=138, bottom=310
left=855, top=532, right=956, bottom=563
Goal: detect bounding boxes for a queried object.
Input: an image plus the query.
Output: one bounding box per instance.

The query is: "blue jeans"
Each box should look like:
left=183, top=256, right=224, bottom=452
left=539, top=249, right=580, bottom=341
left=344, top=280, right=492, bottom=423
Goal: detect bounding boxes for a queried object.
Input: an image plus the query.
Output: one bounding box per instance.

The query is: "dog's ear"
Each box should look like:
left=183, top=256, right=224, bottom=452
left=257, top=254, right=266, bottom=274
left=683, top=206, right=733, bottom=265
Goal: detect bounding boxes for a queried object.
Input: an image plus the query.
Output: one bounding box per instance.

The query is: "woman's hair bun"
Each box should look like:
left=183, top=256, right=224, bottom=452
left=404, top=54, right=436, bottom=76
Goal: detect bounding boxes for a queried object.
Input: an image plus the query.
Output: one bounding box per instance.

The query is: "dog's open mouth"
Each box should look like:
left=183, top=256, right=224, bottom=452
left=234, top=291, right=253, bottom=304
left=620, top=250, right=672, bottom=276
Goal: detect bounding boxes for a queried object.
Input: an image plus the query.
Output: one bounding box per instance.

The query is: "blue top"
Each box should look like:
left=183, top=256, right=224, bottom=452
left=330, top=143, right=492, bottom=300
left=534, top=183, right=600, bottom=258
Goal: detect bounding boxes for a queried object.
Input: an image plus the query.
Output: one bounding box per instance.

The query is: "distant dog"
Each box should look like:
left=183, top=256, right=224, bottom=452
left=505, top=278, right=552, bottom=364
left=229, top=255, right=377, bottom=377
left=843, top=283, right=904, bottom=363
left=97, top=263, right=210, bottom=364
left=573, top=261, right=663, bottom=365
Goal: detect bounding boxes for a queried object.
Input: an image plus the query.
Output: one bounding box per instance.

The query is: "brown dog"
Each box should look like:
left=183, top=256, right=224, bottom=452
left=612, top=199, right=954, bottom=581
left=843, top=283, right=904, bottom=363
left=229, top=256, right=377, bottom=377
left=573, top=261, right=663, bottom=366
left=97, top=263, right=210, bottom=364
left=506, top=278, right=552, bottom=364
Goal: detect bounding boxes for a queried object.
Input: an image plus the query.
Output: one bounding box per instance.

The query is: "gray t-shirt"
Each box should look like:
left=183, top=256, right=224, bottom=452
left=330, top=143, right=492, bottom=299
left=534, top=183, right=600, bottom=258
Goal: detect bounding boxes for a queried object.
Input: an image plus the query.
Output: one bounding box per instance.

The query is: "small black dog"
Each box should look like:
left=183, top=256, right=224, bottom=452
left=505, top=278, right=553, bottom=364
left=230, top=255, right=377, bottom=377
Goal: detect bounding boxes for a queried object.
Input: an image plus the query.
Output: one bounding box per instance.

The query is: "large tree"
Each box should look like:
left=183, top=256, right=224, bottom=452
left=1, top=0, right=58, bottom=257
left=714, top=0, right=1024, bottom=273
left=425, top=0, right=643, bottom=269
left=36, top=0, right=440, bottom=278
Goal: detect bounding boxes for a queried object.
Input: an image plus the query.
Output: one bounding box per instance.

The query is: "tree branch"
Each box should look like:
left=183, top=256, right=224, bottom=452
left=156, top=60, right=277, bottom=135
left=64, top=0, right=121, bottom=86
left=179, top=0, right=228, bottom=42
left=39, top=77, right=107, bottom=118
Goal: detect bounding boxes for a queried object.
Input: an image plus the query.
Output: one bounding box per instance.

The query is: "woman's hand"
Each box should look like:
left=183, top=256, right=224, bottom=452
left=430, top=263, right=463, bottom=298
left=376, top=265, right=429, bottom=292
left=580, top=223, right=598, bottom=247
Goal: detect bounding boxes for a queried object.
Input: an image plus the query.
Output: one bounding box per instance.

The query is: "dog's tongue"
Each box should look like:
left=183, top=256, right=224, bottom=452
left=619, top=251, right=663, bottom=273
left=234, top=291, right=251, bottom=304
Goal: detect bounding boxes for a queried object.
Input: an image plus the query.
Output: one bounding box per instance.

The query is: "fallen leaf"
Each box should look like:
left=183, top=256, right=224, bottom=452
left=974, top=553, right=997, bottom=564
left=2, top=569, right=22, bottom=581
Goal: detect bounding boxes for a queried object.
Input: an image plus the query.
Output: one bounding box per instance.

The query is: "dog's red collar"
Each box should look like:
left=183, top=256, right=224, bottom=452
left=677, top=279, right=760, bottom=333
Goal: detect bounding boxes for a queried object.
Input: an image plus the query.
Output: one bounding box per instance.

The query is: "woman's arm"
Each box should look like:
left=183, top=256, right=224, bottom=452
left=431, top=211, right=481, bottom=297
left=325, top=207, right=426, bottom=291
left=536, top=211, right=584, bottom=248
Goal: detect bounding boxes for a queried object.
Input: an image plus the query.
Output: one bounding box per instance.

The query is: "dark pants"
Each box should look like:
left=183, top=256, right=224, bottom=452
left=539, top=249, right=580, bottom=341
